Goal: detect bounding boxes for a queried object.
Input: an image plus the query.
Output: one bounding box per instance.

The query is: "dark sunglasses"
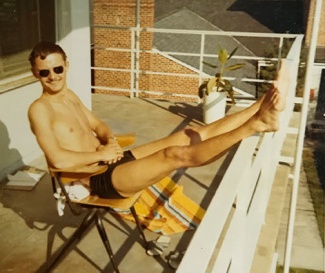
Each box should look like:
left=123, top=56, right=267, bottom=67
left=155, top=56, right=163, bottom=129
left=39, top=66, right=64, bottom=77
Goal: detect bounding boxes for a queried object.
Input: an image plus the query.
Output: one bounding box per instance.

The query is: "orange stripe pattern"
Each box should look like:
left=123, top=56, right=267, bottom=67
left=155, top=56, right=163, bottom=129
left=113, top=177, right=206, bottom=235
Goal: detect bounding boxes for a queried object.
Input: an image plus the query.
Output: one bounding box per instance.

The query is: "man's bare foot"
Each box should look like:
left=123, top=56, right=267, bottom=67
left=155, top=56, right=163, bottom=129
left=273, top=59, right=291, bottom=111
left=251, top=88, right=281, bottom=133
left=261, top=59, right=290, bottom=113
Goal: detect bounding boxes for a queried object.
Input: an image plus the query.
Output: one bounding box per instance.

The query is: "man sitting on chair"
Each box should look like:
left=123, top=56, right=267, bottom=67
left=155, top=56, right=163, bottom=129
left=28, top=42, right=289, bottom=200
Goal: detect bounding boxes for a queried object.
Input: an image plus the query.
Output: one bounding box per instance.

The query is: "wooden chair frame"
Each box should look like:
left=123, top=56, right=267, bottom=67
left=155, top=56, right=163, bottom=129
left=45, top=134, right=149, bottom=273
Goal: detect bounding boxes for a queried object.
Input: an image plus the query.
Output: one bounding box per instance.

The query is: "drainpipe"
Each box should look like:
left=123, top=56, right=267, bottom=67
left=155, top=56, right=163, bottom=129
left=283, top=0, right=323, bottom=272
left=134, top=0, right=140, bottom=98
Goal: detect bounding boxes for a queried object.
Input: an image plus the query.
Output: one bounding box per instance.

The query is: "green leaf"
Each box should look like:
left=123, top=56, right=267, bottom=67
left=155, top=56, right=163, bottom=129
left=223, top=79, right=232, bottom=89
left=216, top=80, right=227, bottom=92
left=198, top=82, right=207, bottom=99
left=202, top=61, right=218, bottom=69
left=218, top=49, right=228, bottom=65
left=207, top=77, right=217, bottom=94
left=225, top=63, right=246, bottom=72
left=228, top=47, right=238, bottom=60
left=229, top=89, right=236, bottom=104
left=223, top=80, right=236, bottom=104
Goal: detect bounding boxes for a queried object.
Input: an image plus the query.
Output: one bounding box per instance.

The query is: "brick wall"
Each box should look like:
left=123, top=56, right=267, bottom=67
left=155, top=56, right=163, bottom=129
left=92, top=0, right=199, bottom=102
left=304, top=0, right=325, bottom=47
left=139, top=53, right=199, bottom=101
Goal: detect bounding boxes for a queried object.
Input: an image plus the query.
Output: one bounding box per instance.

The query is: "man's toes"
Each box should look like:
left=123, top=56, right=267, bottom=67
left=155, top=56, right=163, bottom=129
left=274, top=59, right=290, bottom=92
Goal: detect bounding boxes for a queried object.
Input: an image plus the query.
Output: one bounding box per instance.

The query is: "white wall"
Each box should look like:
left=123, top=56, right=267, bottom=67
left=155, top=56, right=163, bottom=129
left=0, top=0, right=92, bottom=181
left=0, top=83, right=43, bottom=180
left=56, top=0, right=92, bottom=109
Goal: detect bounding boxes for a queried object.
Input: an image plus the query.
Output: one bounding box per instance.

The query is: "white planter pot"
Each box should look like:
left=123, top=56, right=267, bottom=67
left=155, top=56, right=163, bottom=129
left=203, top=91, right=227, bottom=124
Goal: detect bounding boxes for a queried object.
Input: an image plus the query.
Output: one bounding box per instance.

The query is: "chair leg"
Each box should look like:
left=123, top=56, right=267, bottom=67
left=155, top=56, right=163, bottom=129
left=46, top=209, right=97, bottom=272
left=130, top=206, right=149, bottom=248
left=95, top=212, right=120, bottom=273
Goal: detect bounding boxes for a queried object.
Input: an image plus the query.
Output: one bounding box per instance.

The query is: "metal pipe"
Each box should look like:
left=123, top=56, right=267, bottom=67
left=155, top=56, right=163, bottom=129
left=135, top=0, right=140, bottom=98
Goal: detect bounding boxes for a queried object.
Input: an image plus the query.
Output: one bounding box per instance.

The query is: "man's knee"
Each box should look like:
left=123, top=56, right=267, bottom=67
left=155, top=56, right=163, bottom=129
left=164, top=145, right=196, bottom=167
left=183, top=127, right=202, bottom=144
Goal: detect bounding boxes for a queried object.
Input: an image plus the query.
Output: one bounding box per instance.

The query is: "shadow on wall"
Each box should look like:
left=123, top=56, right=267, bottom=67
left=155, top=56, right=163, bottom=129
left=0, top=120, right=24, bottom=182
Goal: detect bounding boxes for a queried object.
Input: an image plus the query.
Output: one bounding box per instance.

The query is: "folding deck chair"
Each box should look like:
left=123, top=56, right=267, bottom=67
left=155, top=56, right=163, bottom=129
left=45, top=134, right=149, bottom=273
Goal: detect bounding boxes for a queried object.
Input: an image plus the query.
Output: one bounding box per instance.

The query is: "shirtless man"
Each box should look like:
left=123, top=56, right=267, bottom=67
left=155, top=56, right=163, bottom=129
left=28, top=42, right=289, bottom=199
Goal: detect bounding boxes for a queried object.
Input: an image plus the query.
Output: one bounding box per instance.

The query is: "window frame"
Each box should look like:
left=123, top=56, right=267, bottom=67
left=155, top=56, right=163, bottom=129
left=0, top=0, right=56, bottom=93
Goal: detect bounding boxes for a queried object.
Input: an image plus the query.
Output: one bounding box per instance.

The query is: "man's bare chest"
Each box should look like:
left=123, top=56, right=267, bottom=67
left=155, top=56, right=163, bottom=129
left=51, top=103, right=91, bottom=136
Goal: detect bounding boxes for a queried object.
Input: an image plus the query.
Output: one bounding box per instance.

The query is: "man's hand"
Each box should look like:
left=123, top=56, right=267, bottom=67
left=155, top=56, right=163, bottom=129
left=97, top=142, right=124, bottom=164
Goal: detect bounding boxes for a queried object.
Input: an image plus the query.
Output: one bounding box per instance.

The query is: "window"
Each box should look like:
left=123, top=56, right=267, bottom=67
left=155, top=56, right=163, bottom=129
left=0, top=0, right=55, bottom=82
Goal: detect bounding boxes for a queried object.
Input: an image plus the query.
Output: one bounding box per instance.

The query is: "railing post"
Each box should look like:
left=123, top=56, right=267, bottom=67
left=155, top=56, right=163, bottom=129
left=199, top=33, right=205, bottom=86
left=277, top=37, right=284, bottom=69
left=130, top=29, right=135, bottom=98
left=135, top=27, right=140, bottom=98
left=283, top=1, right=323, bottom=272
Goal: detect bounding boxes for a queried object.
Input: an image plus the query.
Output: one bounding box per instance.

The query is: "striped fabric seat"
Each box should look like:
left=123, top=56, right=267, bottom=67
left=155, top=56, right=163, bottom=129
left=114, top=176, right=206, bottom=235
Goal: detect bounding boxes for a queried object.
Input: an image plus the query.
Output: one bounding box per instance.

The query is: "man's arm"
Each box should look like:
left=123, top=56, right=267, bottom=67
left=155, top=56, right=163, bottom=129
left=82, top=104, right=116, bottom=145
left=28, top=100, right=120, bottom=168
left=74, top=93, right=116, bottom=145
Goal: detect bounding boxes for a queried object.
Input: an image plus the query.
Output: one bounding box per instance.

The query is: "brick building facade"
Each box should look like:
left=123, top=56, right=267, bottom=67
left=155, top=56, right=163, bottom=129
left=303, top=0, right=325, bottom=61
left=92, top=0, right=199, bottom=102
left=91, top=0, right=324, bottom=102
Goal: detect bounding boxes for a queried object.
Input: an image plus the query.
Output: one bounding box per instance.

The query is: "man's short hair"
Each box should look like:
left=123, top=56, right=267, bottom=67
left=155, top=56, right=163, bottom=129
left=29, top=41, right=67, bottom=67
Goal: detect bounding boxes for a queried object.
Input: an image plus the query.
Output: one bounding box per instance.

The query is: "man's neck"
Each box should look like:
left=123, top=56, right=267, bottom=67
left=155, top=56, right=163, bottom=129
left=42, top=88, right=69, bottom=103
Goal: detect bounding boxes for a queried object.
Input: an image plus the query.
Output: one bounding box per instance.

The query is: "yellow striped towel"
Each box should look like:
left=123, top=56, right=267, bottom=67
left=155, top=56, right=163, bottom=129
left=113, top=176, right=206, bottom=235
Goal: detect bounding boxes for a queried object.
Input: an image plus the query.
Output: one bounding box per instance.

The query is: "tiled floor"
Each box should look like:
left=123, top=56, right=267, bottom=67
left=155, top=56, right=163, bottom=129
left=0, top=94, right=229, bottom=273
left=0, top=94, right=323, bottom=272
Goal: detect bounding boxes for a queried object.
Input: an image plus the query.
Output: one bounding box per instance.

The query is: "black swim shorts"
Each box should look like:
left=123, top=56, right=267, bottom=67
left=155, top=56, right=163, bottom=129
left=90, top=150, right=136, bottom=199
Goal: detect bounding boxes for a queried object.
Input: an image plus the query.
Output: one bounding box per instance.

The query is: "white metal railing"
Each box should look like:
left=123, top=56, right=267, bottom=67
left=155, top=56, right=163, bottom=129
left=283, top=1, right=323, bottom=273
left=91, top=25, right=306, bottom=272
left=91, top=26, right=300, bottom=101
left=177, top=37, right=302, bottom=273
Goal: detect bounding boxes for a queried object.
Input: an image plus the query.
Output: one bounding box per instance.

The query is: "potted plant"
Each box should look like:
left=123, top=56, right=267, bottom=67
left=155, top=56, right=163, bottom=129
left=199, top=47, right=245, bottom=123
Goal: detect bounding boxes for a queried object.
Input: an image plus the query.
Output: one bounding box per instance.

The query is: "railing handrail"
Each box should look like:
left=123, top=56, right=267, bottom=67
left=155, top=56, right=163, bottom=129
left=92, top=24, right=299, bottom=39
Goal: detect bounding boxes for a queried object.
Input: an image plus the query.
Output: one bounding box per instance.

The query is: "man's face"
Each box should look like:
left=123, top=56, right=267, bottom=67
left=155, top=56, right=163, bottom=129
left=32, top=53, right=69, bottom=94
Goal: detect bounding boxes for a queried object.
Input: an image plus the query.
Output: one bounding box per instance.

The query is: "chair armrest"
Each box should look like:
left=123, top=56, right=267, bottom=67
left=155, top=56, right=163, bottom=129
left=115, top=133, right=136, bottom=147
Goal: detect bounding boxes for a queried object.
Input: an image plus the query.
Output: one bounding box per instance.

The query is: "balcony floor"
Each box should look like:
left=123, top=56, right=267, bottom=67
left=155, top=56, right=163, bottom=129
left=0, top=93, right=323, bottom=272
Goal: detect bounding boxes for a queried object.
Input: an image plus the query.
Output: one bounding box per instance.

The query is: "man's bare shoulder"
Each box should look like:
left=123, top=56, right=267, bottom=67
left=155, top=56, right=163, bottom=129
left=29, top=97, right=49, bottom=113
left=28, top=97, right=52, bottom=125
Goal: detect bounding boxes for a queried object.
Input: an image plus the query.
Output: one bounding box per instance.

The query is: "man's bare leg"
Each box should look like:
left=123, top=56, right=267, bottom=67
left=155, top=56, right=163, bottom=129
left=130, top=93, right=263, bottom=160
left=131, top=59, right=290, bottom=160
left=113, top=88, right=283, bottom=197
